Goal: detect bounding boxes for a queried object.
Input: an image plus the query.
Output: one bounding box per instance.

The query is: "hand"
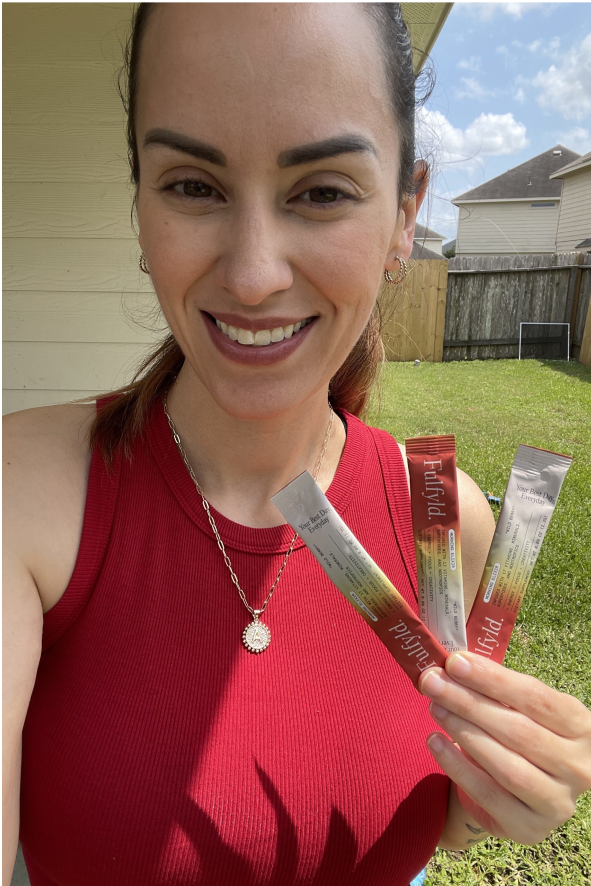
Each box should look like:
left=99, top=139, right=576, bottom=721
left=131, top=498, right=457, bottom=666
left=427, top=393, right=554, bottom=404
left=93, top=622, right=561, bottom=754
left=419, top=651, right=591, bottom=846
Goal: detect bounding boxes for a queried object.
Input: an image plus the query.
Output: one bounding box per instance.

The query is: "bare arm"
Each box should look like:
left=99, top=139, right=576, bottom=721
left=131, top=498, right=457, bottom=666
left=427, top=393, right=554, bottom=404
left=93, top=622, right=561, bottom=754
left=2, top=426, right=43, bottom=886
left=2, top=405, right=93, bottom=882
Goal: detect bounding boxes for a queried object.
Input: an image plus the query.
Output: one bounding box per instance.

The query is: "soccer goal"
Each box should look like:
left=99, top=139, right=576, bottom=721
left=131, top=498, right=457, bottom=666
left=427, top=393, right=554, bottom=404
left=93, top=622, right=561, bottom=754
left=518, top=322, right=570, bottom=362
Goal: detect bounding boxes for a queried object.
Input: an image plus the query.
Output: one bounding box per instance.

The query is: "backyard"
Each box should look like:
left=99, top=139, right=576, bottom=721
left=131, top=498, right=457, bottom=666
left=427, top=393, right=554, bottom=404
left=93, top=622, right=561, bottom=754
left=368, top=359, right=591, bottom=886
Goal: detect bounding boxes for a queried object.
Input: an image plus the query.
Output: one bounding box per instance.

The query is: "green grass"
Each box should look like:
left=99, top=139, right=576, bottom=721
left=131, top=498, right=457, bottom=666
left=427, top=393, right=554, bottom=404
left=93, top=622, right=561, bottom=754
left=367, top=359, right=591, bottom=886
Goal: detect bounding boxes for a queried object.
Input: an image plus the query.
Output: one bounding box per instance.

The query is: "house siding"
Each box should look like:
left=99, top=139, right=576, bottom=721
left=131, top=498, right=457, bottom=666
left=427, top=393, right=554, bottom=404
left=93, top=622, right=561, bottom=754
left=455, top=200, right=561, bottom=257
left=3, top=2, right=161, bottom=416
left=555, top=167, right=591, bottom=252
left=413, top=237, right=443, bottom=255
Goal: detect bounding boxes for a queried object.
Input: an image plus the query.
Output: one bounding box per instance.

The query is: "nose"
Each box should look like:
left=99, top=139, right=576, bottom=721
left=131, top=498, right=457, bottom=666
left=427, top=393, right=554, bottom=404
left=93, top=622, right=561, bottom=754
left=215, top=203, right=293, bottom=305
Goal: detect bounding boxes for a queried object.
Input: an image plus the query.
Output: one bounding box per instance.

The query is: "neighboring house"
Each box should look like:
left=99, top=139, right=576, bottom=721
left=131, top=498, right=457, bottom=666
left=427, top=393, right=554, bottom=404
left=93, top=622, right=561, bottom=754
left=443, top=239, right=456, bottom=257
left=410, top=242, right=444, bottom=260
left=452, top=145, right=580, bottom=257
left=413, top=223, right=445, bottom=255
left=549, top=151, right=591, bottom=253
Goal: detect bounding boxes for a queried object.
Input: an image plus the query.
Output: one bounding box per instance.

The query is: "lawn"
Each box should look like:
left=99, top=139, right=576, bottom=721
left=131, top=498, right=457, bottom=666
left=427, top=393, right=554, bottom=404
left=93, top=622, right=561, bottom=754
left=368, top=359, right=591, bottom=886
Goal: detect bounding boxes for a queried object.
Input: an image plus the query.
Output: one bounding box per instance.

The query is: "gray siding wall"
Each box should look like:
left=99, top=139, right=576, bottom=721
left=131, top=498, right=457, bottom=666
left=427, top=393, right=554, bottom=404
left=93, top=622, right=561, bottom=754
left=455, top=200, right=561, bottom=256
left=3, top=3, right=161, bottom=416
left=555, top=167, right=591, bottom=252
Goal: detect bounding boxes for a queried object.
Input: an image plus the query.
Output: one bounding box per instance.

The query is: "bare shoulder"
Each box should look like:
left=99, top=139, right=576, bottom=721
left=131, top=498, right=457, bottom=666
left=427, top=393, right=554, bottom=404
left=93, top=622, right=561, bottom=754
left=3, top=403, right=96, bottom=612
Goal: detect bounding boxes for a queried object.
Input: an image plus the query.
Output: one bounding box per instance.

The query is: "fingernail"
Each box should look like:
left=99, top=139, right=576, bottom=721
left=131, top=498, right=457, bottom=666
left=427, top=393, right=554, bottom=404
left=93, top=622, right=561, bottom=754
left=420, top=669, right=445, bottom=698
left=447, top=653, right=471, bottom=679
left=427, top=733, right=445, bottom=753
left=430, top=701, right=448, bottom=719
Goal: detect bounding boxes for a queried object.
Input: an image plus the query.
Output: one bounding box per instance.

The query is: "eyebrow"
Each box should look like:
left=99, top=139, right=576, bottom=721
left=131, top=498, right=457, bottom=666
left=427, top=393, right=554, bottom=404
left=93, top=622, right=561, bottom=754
left=143, top=129, right=377, bottom=169
left=143, top=129, right=227, bottom=166
left=277, top=134, right=377, bottom=167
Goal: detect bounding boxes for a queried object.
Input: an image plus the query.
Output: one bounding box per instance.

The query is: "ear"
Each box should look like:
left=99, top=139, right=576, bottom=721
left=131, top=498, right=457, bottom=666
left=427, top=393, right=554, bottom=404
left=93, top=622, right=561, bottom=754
left=385, top=161, right=429, bottom=270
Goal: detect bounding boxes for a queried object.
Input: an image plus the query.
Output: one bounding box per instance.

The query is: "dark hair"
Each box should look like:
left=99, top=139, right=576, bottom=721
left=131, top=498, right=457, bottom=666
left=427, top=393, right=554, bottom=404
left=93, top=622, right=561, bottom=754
left=90, top=2, right=427, bottom=464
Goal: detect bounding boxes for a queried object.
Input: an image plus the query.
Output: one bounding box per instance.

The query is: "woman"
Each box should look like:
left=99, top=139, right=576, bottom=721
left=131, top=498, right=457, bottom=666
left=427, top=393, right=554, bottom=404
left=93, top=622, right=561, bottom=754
left=3, top=4, right=590, bottom=885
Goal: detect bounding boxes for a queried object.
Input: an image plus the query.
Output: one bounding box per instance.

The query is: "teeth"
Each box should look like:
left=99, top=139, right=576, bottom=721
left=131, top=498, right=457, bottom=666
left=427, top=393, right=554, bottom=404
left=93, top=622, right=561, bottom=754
left=214, top=317, right=311, bottom=346
left=254, top=330, right=271, bottom=346
left=237, top=329, right=255, bottom=345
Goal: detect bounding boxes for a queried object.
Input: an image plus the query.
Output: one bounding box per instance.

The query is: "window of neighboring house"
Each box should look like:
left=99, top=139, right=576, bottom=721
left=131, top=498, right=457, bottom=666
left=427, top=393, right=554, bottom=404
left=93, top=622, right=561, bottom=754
left=530, top=202, right=556, bottom=208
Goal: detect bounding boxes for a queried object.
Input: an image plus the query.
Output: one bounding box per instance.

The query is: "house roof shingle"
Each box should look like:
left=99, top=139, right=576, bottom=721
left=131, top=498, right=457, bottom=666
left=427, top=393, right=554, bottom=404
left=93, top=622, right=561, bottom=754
left=549, top=150, right=591, bottom=178
left=452, top=145, right=581, bottom=203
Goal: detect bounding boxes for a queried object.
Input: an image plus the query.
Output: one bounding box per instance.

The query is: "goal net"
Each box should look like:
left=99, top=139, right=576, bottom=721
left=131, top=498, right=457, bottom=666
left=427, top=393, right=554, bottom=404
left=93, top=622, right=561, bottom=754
left=518, top=322, right=570, bottom=361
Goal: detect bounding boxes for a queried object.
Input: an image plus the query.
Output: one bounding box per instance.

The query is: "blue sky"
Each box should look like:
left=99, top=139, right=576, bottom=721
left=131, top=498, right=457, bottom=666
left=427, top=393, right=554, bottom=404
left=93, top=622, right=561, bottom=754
left=417, top=2, right=591, bottom=243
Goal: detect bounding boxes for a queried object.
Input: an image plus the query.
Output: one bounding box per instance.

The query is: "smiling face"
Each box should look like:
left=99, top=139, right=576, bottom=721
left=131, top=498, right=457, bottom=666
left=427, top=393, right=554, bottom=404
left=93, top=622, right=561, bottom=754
left=135, top=2, right=421, bottom=420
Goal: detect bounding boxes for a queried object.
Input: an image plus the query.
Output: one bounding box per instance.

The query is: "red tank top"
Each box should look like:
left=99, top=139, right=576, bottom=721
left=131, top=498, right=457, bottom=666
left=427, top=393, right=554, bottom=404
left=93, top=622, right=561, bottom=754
left=20, top=399, right=448, bottom=886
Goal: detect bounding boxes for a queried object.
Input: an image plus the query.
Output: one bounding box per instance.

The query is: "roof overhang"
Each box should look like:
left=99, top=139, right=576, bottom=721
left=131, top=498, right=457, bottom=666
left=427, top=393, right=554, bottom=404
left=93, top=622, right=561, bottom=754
left=401, top=3, right=454, bottom=74
left=549, top=157, right=591, bottom=179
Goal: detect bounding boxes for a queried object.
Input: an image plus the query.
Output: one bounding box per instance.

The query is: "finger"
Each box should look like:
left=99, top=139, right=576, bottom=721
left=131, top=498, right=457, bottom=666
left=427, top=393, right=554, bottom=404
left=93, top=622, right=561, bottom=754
left=420, top=667, right=590, bottom=786
left=428, top=702, right=576, bottom=823
left=425, top=732, right=564, bottom=846
left=441, top=652, right=591, bottom=739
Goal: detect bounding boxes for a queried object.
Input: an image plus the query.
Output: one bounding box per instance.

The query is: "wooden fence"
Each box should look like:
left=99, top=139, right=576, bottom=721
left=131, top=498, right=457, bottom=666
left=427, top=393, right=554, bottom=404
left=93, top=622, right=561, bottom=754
left=444, top=253, right=591, bottom=362
left=381, top=252, right=591, bottom=365
left=381, top=259, right=448, bottom=362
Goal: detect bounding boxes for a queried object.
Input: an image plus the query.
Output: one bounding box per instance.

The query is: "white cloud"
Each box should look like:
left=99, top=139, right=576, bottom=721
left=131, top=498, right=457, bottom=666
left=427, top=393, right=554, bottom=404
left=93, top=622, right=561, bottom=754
left=417, top=108, right=529, bottom=171
left=458, top=56, right=481, bottom=72
left=514, top=87, right=526, bottom=104
left=455, top=77, right=494, bottom=100
left=528, top=36, right=560, bottom=58
left=463, top=3, right=556, bottom=21
left=557, top=127, right=591, bottom=154
left=533, top=33, right=591, bottom=121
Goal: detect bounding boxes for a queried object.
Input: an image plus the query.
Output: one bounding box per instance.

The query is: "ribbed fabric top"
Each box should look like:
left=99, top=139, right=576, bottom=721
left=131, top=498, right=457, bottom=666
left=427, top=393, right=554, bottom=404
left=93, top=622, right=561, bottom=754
left=20, top=400, right=448, bottom=886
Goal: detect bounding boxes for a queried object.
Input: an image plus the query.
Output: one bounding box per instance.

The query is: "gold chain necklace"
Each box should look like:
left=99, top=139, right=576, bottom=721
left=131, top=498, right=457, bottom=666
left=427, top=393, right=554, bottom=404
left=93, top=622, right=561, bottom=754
left=163, top=395, right=335, bottom=653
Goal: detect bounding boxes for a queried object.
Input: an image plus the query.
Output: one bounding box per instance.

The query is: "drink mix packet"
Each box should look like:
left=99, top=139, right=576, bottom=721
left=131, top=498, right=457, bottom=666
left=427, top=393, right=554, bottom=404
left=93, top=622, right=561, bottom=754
left=466, top=444, right=572, bottom=663
left=405, top=435, right=467, bottom=654
left=271, top=471, right=448, bottom=688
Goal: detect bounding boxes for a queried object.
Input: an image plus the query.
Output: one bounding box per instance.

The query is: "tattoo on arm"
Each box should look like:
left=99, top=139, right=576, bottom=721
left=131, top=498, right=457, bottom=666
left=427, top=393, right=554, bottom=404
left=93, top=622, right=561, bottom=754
left=466, top=822, right=487, bottom=844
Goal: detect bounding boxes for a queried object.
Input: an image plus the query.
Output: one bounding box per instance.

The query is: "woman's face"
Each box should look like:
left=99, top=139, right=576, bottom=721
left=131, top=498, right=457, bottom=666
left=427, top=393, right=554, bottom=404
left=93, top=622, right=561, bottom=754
left=136, top=3, right=421, bottom=419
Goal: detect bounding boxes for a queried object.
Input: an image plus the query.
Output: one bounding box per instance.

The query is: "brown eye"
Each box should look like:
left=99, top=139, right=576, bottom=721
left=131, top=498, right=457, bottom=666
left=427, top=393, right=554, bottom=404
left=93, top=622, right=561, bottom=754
left=308, top=187, right=340, bottom=203
left=182, top=180, right=214, bottom=198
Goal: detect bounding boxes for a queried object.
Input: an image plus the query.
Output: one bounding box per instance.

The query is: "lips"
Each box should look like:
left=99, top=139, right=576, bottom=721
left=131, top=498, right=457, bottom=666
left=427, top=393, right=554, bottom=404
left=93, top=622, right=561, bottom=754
left=202, top=311, right=316, bottom=365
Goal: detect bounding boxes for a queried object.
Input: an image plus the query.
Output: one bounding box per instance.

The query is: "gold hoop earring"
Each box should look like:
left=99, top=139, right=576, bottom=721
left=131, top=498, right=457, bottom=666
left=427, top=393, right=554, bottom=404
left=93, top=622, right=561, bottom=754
left=139, top=253, right=150, bottom=274
left=384, top=256, right=407, bottom=285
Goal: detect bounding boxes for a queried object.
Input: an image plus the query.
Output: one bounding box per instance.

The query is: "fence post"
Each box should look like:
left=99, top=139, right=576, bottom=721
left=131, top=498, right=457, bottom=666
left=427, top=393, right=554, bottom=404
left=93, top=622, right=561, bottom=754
left=569, top=252, right=585, bottom=359
left=579, top=299, right=591, bottom=367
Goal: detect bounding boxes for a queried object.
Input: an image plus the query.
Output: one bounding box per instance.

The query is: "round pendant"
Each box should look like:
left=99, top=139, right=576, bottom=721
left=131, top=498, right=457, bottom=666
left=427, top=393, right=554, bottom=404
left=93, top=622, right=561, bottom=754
left=242, top=619, right=271, bottom=654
